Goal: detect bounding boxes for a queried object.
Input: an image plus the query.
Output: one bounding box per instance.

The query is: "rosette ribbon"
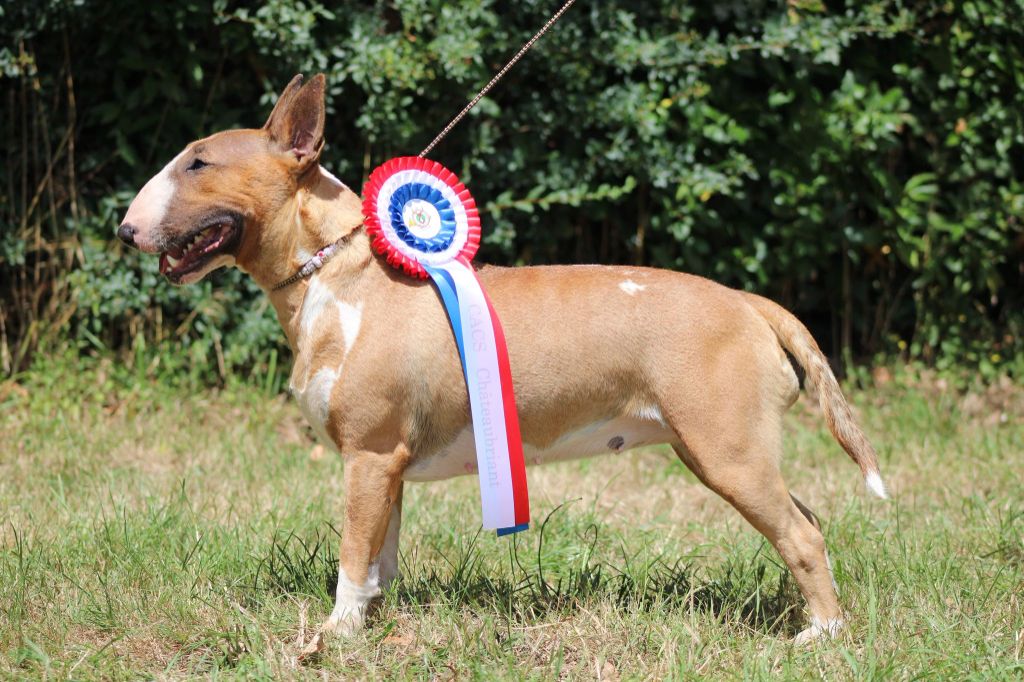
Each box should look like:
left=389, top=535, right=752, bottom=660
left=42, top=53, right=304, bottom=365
left=363, top=157, right=530, bottom=536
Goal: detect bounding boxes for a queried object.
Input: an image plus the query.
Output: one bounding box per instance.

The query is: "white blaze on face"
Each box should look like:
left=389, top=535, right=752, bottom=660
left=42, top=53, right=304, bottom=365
left=122, top=150, right=185, bottom=249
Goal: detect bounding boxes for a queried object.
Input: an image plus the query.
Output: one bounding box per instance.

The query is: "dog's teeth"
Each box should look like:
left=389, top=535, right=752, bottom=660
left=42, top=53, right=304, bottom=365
left=167, top=254, right=180, bottom=267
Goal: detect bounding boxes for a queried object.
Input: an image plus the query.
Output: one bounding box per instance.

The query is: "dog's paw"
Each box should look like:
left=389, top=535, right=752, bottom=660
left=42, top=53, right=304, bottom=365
left=298, top=614, right=364, bottom=660
left=793, top=617, right=845, bottom=646
left=323, top=612, right=365, bottom=637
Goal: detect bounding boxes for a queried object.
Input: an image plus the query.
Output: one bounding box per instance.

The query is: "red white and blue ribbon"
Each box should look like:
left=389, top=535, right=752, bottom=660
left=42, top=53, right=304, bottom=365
left=363, top=157, right=529, bottom=536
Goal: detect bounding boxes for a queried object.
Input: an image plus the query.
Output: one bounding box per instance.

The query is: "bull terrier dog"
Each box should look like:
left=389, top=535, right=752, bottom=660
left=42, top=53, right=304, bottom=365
left=117, top=74, right=887, bottom=647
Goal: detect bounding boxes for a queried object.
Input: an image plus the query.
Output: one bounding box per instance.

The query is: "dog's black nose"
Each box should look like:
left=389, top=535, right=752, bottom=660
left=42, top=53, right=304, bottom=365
left=117, top=222, right=137, bottom=247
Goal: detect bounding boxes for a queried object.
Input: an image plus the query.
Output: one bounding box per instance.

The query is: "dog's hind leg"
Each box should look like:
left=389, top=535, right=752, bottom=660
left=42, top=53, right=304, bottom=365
left=790, top=493, right=822, bottom=532
left=378, top=482, right=404, bottom=590
left=670, top=418, right=844, bottom=644
left=790, top=493, right=839, bottom=595
left=318, top=447, right=407, bottom=640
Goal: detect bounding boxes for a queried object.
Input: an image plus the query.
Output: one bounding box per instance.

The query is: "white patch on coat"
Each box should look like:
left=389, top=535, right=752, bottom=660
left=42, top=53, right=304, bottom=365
left=295, top=367, right=339, bottom=445
left=632, top=403, right=666, bottom=426
left=291, top=276, right=365, bottom=446
left=299, top=276, right=337, bottom=340
left=327, top=561, right=381, bottom=632
left=404, top=416, right=675, bottom=482
left=865, top=471, right=888, bottom=499
left=337, top=301, right=363, bottom=355
left=123, top=150, right=185, bottom=234
left=320, top=166, right=351, bottom=190
left=619, top=279, right=646, bottom=295
left=299, top=276, right=363, bottom=352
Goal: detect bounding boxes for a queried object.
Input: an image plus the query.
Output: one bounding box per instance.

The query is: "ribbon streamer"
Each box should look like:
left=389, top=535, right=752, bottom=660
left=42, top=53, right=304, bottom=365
left=363, top=157, right=530, bottom=535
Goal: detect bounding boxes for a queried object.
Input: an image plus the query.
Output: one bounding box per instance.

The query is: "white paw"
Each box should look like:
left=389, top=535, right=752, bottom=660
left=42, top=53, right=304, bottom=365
left=298, top=613, right=364, bottom=659
left=299, top=562, right=382, bottom=658
left=794, top=617, right=845, bottom=646
left=323, top=611, right=365, bottom=637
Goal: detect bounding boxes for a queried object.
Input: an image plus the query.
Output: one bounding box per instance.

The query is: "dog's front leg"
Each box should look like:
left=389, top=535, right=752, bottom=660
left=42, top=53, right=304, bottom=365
left=377, top=481, right=404, bottom=590
left=315, top=448, right=406, bottom=643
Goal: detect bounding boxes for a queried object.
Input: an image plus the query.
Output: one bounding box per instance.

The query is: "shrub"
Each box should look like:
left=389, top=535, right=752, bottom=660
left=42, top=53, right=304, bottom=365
left=1, top=0, right=1020, bottom=383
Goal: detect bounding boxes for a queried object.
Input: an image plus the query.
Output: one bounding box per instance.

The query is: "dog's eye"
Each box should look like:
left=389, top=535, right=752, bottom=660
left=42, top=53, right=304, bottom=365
left=186, top=158, right=209, bottom=172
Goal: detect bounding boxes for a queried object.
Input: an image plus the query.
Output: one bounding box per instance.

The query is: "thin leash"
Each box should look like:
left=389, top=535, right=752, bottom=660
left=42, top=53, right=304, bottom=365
left=272, top=0, right=578, bottom=292
left=420, top=0, right=578, bottom=158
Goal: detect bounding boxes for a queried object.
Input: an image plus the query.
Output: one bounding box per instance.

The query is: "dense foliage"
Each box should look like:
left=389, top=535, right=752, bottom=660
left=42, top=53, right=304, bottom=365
left=2, top=0, right=1022, bottom=384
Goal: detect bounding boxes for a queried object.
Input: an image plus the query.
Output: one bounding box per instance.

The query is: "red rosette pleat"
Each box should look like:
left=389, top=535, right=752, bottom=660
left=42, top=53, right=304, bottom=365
left=361, top=155, right=480, bottom=278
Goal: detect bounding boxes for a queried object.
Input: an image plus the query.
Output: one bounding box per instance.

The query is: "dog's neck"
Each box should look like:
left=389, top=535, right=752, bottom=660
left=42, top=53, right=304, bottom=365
left=238, top=166, right=374, bottom=350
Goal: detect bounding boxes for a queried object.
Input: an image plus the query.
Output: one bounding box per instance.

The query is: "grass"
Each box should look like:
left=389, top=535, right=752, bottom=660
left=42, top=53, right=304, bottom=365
left=1, top=360, right=1022, bottom=679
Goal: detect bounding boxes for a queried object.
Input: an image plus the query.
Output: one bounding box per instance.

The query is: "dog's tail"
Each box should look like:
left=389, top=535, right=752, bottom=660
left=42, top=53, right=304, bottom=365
left=743, top=293, right=888, bottom=499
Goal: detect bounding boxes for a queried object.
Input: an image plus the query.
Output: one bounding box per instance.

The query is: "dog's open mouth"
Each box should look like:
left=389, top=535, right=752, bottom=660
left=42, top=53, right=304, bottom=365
left=159, top=215, right=241, bottom=283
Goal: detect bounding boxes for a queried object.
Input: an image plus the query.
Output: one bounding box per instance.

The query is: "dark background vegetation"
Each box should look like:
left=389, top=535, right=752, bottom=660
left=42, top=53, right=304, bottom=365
left=2, top=0, right=1022, bottom=387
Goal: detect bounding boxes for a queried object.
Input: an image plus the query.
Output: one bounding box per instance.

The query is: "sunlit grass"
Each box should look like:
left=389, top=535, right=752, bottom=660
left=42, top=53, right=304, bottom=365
left=1, top=363, right=1021, bottom=679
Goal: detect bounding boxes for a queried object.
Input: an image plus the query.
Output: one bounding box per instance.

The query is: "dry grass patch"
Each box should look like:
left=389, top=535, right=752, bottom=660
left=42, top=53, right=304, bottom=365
left=1, top=365, right=1021, bottom=679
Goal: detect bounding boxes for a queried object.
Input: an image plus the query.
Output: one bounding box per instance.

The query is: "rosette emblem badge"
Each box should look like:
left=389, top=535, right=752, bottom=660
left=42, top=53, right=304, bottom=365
left=364, top=157, right=480, bottom=277
left=363, top=157, right=530, bottom=536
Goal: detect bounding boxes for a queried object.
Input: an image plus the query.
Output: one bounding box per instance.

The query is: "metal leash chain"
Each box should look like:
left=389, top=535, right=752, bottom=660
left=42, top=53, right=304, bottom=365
left=272, top=2, right=576, bottom=292
left=419, top=0, right=578, bottom=158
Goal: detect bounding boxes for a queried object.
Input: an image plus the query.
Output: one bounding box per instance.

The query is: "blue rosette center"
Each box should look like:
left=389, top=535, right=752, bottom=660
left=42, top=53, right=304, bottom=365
left=388, top=182, right=457, bottom=254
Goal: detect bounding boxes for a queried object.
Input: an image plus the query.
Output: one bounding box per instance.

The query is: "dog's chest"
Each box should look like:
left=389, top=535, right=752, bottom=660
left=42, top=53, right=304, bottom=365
left=403, top=412, right=674, bottom=482
left=289, top=276, right=364, bottom=446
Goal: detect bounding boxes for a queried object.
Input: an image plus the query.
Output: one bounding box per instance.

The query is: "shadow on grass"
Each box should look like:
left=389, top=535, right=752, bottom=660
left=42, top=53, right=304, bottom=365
left=247, top=505, right=803, bottom=638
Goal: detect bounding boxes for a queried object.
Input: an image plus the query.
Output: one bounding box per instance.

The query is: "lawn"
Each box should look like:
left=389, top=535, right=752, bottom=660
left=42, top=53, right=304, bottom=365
left=1, top=362, right=1021, bottom=679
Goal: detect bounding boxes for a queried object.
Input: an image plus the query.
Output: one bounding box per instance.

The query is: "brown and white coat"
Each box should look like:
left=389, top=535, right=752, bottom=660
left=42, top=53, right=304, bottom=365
left=118, top=74, right=886, bottom=649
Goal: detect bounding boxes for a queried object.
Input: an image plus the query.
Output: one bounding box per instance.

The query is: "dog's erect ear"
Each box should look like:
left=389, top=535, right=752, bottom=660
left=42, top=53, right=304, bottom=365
left=263, top=74, right=305, bottom=133
left=264, top=73, right=326, bottom=172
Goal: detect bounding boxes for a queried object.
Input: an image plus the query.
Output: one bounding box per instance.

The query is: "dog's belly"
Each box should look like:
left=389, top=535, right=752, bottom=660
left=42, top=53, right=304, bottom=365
left=403, top=415, right=675, bottom=482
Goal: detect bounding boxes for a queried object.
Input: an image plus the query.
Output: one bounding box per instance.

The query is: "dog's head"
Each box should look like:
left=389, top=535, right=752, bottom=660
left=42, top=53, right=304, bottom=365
left=118, top=74, right=327, bottom=285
